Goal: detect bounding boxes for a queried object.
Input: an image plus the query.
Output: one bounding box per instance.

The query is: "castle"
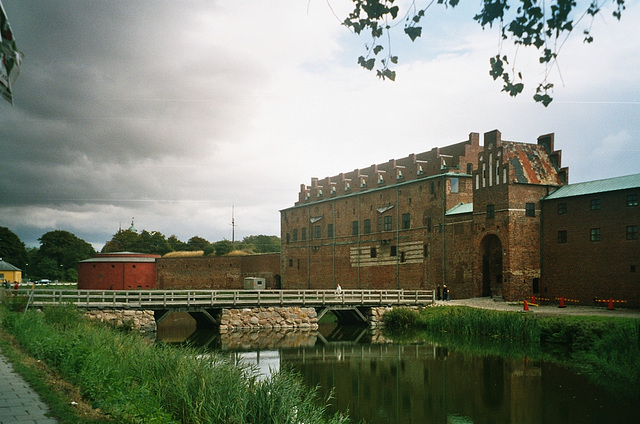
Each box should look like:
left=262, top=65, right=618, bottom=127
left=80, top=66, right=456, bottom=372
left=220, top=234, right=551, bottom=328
left=280, top=130, right=640, bottom=306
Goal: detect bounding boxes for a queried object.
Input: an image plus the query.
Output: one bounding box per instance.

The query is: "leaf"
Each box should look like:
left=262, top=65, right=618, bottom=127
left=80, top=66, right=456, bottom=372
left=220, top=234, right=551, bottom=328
left=358, top=56, right=375, bottom=71
left=390, top=56, right=398, bottom=64
left=404, top=26, right=422, bottom=42
left=373, top=45, right=384, bottom=55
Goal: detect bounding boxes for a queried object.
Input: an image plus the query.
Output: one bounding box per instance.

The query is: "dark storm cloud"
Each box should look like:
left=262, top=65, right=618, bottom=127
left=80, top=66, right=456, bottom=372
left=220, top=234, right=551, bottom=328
left=0, top=0, right=262, bottom=209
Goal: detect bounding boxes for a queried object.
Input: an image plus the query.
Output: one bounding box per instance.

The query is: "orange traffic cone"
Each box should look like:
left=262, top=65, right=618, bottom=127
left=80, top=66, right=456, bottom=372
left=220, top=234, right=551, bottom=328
left=558, top=297, right=566, bottom=308
left=608, top=299, right=615, bottom=310
left=523, top=300, right=530, bottom=311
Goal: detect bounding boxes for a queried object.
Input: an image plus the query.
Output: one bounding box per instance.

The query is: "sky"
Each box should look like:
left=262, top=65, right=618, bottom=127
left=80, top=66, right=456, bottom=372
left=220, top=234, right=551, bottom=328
left=1, top=0, right=639, bottom=250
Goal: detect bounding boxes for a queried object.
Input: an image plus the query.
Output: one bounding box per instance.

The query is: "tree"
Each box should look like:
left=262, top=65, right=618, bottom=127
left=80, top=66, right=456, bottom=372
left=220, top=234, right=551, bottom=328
left=239, top=235, right=281, bottom=253
left=344, top=0, right=626, bottom=105
left=187, top=236, right=211, bottom=252
left=102, top=229, right=172, bottom=255
left=167, top=235, right=188, bottom=252
left=0, top=227, right=28, bottom=269
left=37, top=231, right=95, bottom=280
left=213, top=239, right=234, bottom=256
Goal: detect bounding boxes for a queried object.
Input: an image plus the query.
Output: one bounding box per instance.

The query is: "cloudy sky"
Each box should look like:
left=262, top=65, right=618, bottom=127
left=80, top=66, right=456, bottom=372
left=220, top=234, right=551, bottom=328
left=1, top=0, right=638, bottom=250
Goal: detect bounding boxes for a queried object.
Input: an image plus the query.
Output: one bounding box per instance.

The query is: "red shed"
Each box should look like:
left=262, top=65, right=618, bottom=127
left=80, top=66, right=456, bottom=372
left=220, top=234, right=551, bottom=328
left=77, top=252, right=160, bottom=290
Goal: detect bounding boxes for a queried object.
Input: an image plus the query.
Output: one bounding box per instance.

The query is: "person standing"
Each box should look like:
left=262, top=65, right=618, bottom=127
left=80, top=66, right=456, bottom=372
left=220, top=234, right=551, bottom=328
left=336, top=283, right=342, bottom=294
left=436, top=285, right=442, bottom=301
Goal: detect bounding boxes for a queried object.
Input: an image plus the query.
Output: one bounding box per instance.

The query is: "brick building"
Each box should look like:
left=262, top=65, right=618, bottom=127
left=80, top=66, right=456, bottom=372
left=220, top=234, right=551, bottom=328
left=282, top=129, right=632, bottom=305
left=77, top=252, right=160, bottom=290
left=540, top=174, right=640, bottom=306
left=156, top=253, right=281, bottom=290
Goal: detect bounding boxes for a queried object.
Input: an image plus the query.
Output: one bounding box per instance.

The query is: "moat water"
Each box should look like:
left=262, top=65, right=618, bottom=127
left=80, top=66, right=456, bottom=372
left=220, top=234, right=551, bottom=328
left=157, top=314, right=639, bottom=424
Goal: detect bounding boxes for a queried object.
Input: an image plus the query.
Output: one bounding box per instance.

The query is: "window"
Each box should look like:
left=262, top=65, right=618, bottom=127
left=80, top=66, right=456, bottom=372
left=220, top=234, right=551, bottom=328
left=286, top=233, right=290, bottom=244
left=384, top=215, right=392, bottom=231
left=558, top=230, right=567, bottom=243
left=288, top=259, right=293, bottom=267
left=590, top=228, right=601, bottom=242
left=467, top=163, right=472, bottom=174
left=377, top=217, right=383, bottom=232
left=292, top=229, right=298, bottom=242
left=327, top=224, right=334, bottom=238
left=370, top=247, right=377, bottom=258
left=427, top=217, right=432, bottom=233
left=558, top=203, right=567, bottom=214
left=352, top=221, right=359, bottom=235
left=400, top=251, right=406, bottom=262
left=390, top=245, right=397, bottom=256
left=628, top=194, right=638, bottom=207
left=486, top=204, right=495, bottom=219
left=402, top=213, right=411, bottom=229
left=590, top=199, right=601, bottom=210
left=525, top=203, right=535, bottom=217
left=627, top=225, right=638, bottom=240
left=363, top=219, right=371, bottom=234
left=423, top=244, right=429, bottom=257
left=301, top=227, right=307, bottom=241
left=450, top=177, right=459, bottom=193
left=314, top=225, right=321, bottom=239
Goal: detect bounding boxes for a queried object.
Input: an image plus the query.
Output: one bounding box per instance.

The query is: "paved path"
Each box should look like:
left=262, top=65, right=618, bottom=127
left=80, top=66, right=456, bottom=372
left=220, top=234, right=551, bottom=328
left=0, top=352, right=57, bottom=424
left=439, top=297, right=640, bottom=318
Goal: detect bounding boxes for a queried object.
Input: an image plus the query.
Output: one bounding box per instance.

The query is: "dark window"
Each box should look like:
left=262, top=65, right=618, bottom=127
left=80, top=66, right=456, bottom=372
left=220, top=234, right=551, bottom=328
left=487, top=204, right=495, bottom=219
left=289, top=259, right=293, bottom=267
left=627, top=225, right=638, bottom=240
left=297, top=259, right=300, bottom=270
left=301, top=227, right=307, bottom=241
left=558, top=203, right=567, bottom=214
left=402, top=213, right=411, bottom=229
left=314, top=225, right=321, bottom=239
left=327, top=224, right=333, bottom=238
left=427, top=217, right=432, bottom=233
left=292, top=229, right=298, bottom=242
left=370, top=247, right=377, bottom=258
left=423, top=244, right=429, bottom=257
left=525, top=203, right=536, bottom=217
left=632, top=265, right=637, bottom=273
left=364, top=219, right=371, bottom=234
left=377, top=217, right=383, bottom=232
left=558, top=230, right=567, bottom=243
left=590, top=228, right=601, bottom=242
left=467, top=163, right=472, bottom=174
left=628, top=194, right=638, bottom=207
left=352, top=220, right=359, bottom=235
left=286, top=233, right=290, bottom=244
left=400, top=251, right=406, bottom=262
left=384, top=215, right=392, bottom=231
left=591, top=199, right=601, bottom=210
left=390, top=245, right=397, bottom=256
left=430, top=181, right=435, bottom=194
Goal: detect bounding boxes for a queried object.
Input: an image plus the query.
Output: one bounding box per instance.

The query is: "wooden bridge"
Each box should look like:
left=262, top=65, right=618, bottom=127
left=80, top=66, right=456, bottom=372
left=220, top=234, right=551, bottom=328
left=17, top=288, right=435, bottom=326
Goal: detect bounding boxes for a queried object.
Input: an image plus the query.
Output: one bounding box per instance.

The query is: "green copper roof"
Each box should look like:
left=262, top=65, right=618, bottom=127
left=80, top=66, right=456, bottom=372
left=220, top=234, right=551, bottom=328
left=446, top=202, right=473, bottom=215
left=544, top=173, right=640, bottom=200
left=0, top=259, right=21, bottom=271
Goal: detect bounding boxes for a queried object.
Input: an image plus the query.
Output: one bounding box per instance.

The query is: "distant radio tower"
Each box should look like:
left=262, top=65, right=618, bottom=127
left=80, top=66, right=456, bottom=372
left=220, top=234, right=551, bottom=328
left=231, top=205, right=235, bottom=244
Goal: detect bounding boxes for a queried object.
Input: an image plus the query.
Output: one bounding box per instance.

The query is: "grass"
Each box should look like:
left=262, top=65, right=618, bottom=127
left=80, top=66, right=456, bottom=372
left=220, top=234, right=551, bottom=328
left=385, top=305, right=640, bottom=398
left=0, top=301, right=351, bottom=424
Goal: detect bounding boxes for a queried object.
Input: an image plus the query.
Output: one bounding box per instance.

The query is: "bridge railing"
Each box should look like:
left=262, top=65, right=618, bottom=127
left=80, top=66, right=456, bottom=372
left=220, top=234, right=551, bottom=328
left=19, top=289, right=434, bottom=309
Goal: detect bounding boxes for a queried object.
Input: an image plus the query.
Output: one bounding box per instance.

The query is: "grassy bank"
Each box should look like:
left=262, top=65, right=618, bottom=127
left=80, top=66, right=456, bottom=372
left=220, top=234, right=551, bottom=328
left=0, top=299, right=350, bottom=424
left=385, top=306, right=640, bottom=397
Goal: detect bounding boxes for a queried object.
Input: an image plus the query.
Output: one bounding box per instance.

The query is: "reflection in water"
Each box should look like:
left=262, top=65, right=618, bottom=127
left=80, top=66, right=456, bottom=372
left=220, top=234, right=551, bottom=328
left=157, top=315, right=639, bottom=424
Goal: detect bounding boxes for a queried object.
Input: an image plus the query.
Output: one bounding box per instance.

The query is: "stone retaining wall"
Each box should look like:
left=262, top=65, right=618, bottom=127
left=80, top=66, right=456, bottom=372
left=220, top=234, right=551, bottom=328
left=84, top=310, right=157, bottom=333
left=219, top=307, right=318, bottom=332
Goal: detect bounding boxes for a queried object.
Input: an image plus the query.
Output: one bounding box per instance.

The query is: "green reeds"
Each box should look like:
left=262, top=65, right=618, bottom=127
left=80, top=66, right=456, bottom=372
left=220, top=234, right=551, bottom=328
left=385, top=306, right=640, bottom=397
left=0, top=304, right=350, bottom=424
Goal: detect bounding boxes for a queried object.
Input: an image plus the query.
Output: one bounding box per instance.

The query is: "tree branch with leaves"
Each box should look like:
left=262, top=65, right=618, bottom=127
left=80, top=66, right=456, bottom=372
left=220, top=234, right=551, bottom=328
left=343, top=0, right=626, bottom=106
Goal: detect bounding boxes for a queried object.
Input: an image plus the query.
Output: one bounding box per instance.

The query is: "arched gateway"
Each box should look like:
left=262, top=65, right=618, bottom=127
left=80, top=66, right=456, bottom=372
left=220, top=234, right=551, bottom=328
left=480, top=234, right=503, bottom=298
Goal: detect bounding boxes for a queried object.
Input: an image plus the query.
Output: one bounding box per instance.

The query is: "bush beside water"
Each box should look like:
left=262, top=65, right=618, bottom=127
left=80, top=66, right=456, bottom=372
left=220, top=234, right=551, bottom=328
left=0, top=304, right=350, bottom=424
left=385, top=306, right=640, bottom=397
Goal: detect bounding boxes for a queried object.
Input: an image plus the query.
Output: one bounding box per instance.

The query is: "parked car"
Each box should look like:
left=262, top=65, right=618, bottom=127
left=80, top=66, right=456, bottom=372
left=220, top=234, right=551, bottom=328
left=35, top=279, right=51, bottom=285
